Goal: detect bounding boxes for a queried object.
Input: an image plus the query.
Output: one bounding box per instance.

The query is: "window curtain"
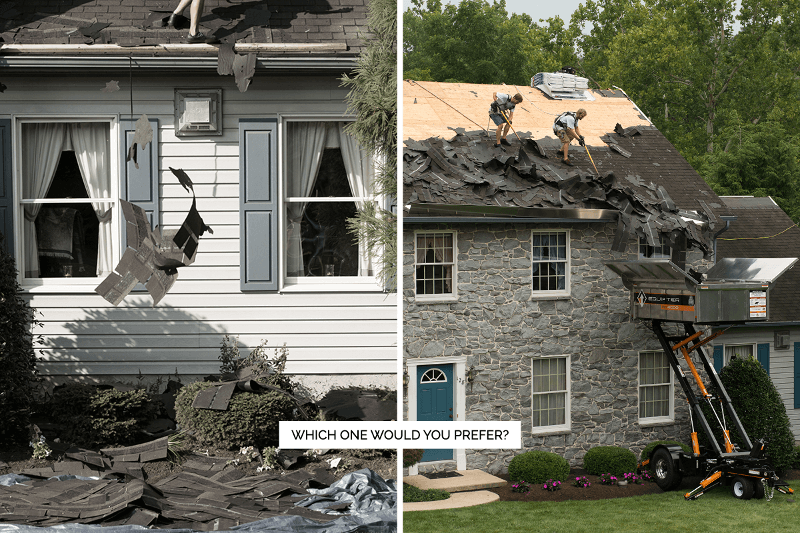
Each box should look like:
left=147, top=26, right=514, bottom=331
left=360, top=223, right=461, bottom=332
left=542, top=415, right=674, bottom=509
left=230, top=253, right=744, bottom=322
left=337, top=123, right=375, bottom=276
left=22, top=123, right=66, bottom=277
left=286, top=122, right=327, bottom=277
left=69, top=123, right=112, bottom=276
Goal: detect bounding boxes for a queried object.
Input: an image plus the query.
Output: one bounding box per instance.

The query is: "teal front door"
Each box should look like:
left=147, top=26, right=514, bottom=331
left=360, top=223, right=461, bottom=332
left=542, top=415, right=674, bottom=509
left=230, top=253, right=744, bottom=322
left=417, top=364, right=453, bottom=462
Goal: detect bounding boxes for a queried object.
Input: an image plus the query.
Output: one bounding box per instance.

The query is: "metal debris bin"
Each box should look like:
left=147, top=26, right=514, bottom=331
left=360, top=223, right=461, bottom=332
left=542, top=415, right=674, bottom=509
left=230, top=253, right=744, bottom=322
left=605, top=258, right=797, bottom=325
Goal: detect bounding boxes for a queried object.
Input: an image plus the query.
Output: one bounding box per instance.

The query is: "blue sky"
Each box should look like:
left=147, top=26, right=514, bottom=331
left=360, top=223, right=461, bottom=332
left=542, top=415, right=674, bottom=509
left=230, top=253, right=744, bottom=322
left=400, top=0, right=587, bottom=25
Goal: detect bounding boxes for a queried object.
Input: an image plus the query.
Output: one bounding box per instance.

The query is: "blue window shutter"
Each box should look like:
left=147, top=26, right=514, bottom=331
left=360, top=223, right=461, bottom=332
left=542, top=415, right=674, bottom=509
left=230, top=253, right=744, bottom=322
left=757, top=343, right=770, bottom=375
left=120, top=118, right=159, bottom=231
left=794, top=343, right=800, bottom=408
left=713, top=345, right=723, bottom=372
left=239, top=119, right=278, bottom=291
left=0, top=119, right=12, bottom=255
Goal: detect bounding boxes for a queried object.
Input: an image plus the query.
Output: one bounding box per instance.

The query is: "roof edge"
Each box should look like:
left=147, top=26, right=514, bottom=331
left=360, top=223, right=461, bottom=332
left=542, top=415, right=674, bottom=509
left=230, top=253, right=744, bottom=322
left=0, top=43, right=348, bottom=56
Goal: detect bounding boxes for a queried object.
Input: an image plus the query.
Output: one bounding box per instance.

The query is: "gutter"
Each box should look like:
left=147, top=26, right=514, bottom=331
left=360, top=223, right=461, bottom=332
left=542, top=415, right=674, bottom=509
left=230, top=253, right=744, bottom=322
left=713, top=216, right=737, bottom=262
left=405, top=216, right=617, bottom=224
left=0, top=55, right=358, bottom=74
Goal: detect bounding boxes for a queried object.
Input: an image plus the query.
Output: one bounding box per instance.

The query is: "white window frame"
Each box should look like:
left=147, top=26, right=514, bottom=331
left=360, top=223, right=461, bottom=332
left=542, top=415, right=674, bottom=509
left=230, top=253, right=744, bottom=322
left=12, top=115, right=120, bottom=291
left=638, top=234, right=671, bottom=259
left=638, top=350, right=675, bottom=425
left=531, top=229, right=570, bottom=298
left=722, top=343, right=756, bottom=366
left=413, top=229, right=457, bottom=302
left=278, top=114, right=381, bottom=292
left=530, top=355, right=571, bottom=435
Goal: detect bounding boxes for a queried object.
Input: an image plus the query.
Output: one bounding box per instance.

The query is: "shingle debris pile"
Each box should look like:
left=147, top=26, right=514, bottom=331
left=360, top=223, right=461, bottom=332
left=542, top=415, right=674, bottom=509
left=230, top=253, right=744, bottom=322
left=0, top=440, right=396, bottom=532
left=404, top=125, right=721, bottom=257
left=0, top=0, right=366, bottom=53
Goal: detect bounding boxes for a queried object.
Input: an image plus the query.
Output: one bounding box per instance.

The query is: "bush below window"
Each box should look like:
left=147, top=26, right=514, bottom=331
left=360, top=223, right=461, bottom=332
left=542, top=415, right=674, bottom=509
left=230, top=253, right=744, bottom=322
left=583, top=446, right=637, bottom=476
left=507, top=450, right=570, bottom=484
left=175, top=381, right=298, bottom=450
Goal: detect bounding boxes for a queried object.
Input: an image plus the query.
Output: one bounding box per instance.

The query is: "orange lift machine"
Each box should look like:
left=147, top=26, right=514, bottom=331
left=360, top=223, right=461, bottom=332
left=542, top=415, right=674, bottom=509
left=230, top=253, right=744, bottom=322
left=606, top=257, right=798, bottom=500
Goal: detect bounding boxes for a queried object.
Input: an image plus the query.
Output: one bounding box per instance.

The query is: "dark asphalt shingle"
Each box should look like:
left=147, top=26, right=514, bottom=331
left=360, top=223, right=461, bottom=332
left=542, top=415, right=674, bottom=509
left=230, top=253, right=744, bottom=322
left=0, top=0, right=367, bottom=54
left=717, top=197, right=800, bottom=322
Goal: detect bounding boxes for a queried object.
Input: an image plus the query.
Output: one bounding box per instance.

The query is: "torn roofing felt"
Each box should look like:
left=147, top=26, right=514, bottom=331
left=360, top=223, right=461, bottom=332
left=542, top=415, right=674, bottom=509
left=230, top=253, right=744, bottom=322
left=0, top=0, right=366, bottom=54
left=404, top=125, right=727, bottom=258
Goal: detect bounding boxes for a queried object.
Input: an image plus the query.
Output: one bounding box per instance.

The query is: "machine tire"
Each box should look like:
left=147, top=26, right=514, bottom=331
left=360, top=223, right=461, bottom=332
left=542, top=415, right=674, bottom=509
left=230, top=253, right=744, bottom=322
left=732, top=476, right=755, bottom=500
left=651, top=448, right=682, bottom=491
left=753, top=478, right=765, bottom=499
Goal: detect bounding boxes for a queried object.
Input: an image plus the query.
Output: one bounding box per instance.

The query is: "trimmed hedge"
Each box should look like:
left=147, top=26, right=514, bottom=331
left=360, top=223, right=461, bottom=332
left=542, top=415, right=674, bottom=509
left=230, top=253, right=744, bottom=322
left=708, top=356, right=796, bottom=473
left=507, top=451, right=570, bottom=484
left=583, top=446, right=637, bottom=476
left=640, top=441, right=691, bottom=462
left=403, top=483, right=450, bottom=503
left=175, top=381, right=297, bottom=450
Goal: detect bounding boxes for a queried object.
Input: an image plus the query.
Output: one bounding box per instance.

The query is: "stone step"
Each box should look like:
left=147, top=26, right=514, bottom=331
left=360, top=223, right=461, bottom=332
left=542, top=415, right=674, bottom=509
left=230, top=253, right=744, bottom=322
left=404, top=469, right=506, bottom=493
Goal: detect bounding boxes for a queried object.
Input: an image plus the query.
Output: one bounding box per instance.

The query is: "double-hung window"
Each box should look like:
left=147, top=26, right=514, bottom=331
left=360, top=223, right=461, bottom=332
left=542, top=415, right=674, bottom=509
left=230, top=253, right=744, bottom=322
left=639, top=350, right=674, bottom=423
left=283, top=120, right=377, bottom=288
left=414, top=231, right=456, bottom=300
left=531, top=355, right=570, bottom=433
left=17, top=120, right=116, bottom=284
left=531, top=230, right=569, bottom=296
left=723, top=344, right=754, bottom=366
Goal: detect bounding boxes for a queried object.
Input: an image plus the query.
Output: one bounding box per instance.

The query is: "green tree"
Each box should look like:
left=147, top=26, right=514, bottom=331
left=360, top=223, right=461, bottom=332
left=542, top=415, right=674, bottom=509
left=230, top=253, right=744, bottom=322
left=0, top=235, right=41, bottom=446
left=698, top=112, right=800, bottom=222
left=340, top=0, right=397, bottom=290
left=403, top=0, right=577, bottom=85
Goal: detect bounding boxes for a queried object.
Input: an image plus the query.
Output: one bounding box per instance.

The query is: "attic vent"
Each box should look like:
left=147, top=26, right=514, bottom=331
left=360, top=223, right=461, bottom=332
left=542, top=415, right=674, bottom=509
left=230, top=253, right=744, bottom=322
left=532, top=72, right=594, bottom=101
left=174, top=89, right=223, bottom=137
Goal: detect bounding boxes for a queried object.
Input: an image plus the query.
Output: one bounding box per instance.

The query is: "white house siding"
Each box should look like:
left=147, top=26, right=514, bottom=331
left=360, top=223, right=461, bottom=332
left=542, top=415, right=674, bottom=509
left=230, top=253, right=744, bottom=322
left=2, top=74, right=396, bottom=391
left=712, top=327, right=800, bottom=442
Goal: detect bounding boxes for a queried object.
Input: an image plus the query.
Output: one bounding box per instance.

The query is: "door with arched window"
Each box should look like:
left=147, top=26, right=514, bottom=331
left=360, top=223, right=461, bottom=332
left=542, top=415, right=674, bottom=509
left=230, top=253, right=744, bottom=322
left=417, top=364, right=453, bottom=462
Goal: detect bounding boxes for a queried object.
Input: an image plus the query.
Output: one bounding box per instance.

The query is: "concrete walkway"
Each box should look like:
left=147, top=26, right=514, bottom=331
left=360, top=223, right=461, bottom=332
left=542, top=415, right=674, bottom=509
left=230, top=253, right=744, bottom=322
left=404, top=470, right=506, bottom=511
left=404, top=490, right=499, bottom=511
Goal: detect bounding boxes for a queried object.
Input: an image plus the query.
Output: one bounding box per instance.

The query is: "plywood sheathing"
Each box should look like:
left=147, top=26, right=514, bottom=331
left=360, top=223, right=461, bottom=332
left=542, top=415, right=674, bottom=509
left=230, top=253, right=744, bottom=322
left=403, top=80, right=651, bottom=145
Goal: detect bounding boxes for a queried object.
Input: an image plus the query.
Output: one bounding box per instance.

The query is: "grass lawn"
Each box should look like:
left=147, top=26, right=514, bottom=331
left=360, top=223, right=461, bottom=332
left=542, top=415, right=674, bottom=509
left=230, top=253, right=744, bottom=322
left=403, top=481, right=800, bottom=533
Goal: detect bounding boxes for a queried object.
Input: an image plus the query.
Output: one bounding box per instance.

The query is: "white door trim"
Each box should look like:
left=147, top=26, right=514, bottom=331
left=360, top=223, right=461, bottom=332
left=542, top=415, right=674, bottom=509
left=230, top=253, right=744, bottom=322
left=406, top=356, right=467, bottom=473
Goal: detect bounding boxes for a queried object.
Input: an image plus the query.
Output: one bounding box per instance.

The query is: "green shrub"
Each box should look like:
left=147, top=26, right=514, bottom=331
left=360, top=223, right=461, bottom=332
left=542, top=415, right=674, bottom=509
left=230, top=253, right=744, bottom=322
left=640, top=441, right=691, bottom=462
left=175, top=381, right=297, bottom=450
left=403, top=483, right=450, bottom=503
left=50, top=384, right=160, bottom=447
left=793, top=446, right=800, bottom=469
left=403, top=449, right=424, bottom=468
left=709, top=356, right=796, bottom=473
left=507, top=451, right=570, bottom=484
left=0, top=235, right=41, bottom=446
left=583, top=446, right=637, bottom=476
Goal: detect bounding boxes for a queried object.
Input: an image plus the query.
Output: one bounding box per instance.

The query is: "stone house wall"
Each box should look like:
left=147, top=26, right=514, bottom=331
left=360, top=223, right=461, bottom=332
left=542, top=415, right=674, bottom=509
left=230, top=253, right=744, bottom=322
left=404, top=221, right=712, bottom=473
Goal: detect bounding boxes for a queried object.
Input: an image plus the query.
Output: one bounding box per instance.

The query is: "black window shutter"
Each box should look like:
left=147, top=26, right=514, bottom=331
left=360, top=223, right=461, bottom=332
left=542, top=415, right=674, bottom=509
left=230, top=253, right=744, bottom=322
left=0, top=119, right=12, bottom=255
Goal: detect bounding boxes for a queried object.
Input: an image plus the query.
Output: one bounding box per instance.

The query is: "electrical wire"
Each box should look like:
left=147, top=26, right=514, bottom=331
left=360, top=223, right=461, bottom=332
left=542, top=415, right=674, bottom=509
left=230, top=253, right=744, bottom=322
left=512, top=84, right=560, bottom=117
left=718, top=223, right=799, bottom=240
left=407, top=80, right=488, bottom=133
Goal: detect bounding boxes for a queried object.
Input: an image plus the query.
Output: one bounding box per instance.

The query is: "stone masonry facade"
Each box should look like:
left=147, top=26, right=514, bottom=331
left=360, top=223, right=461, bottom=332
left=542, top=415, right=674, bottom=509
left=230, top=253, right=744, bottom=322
left=404, top=221, right=712, bottom=474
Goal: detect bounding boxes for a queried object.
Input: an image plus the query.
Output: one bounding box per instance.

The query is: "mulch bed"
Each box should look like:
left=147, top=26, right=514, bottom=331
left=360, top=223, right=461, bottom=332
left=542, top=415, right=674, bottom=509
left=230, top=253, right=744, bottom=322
left=487, top=468, right=800, bottom=503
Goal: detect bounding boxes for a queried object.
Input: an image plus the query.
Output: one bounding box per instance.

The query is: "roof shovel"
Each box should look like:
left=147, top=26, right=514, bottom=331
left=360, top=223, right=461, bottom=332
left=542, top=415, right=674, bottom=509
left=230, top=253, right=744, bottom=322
left=498, top=108, right=532, bottom=166
left=583, top=143, right=599, bottom=175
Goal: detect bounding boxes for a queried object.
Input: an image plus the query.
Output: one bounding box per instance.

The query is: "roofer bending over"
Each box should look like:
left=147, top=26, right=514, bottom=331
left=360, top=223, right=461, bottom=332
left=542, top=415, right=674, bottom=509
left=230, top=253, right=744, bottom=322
left=553, top=108, right=587, bottom=166
left=489, top=92, right=523, bottom=148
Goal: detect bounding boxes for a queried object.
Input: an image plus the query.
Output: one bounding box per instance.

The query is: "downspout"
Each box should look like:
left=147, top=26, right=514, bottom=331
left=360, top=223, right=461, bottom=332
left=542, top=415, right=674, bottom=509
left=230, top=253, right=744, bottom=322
left=713, top=216, right=737, bottom=262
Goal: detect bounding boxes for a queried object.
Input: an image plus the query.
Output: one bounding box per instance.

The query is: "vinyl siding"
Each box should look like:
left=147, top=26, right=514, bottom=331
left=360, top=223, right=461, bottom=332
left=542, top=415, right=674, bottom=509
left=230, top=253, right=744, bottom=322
left=713, top=328, right=800, bottom=441
left=2, top=74, right=396, bottom=378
